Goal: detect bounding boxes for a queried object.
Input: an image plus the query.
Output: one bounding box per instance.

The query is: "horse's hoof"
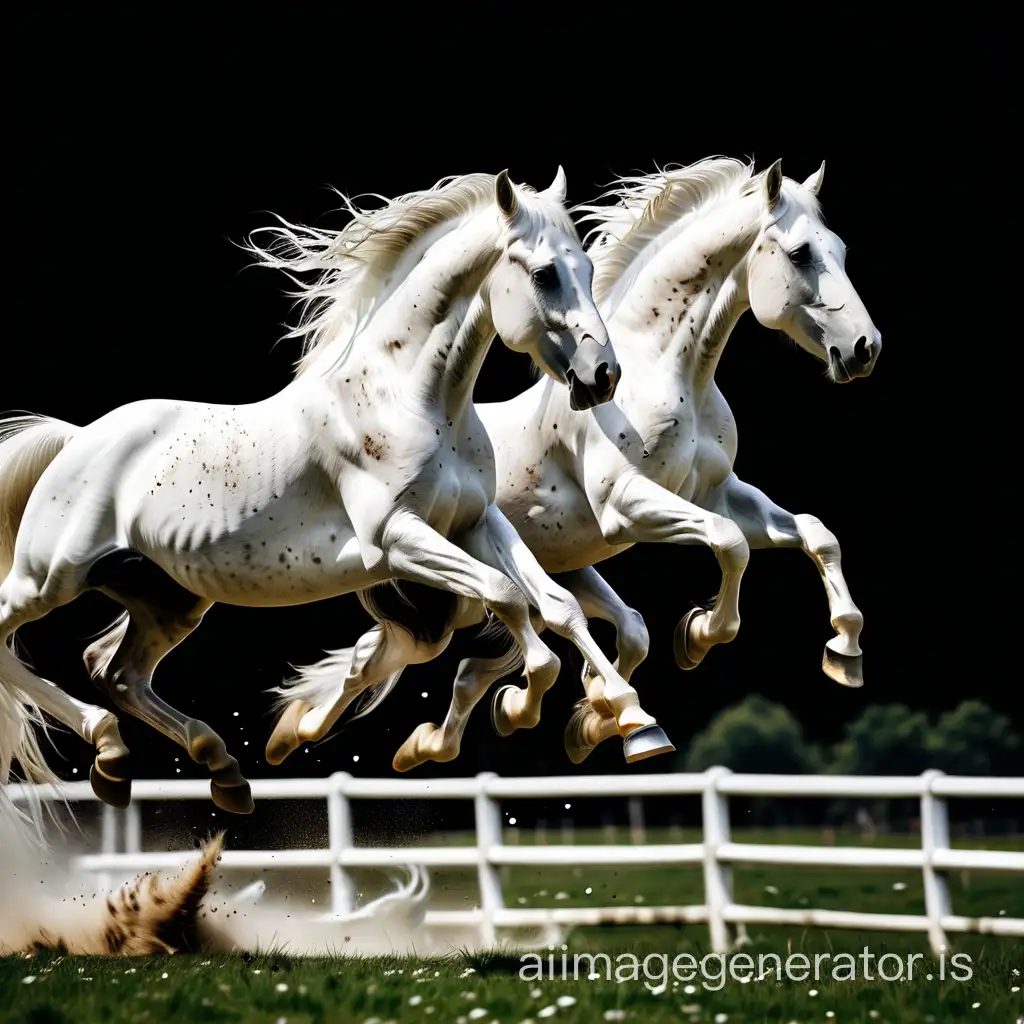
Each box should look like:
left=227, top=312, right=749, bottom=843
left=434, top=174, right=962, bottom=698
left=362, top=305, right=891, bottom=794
left=622, top=723, right=675, bottom=764
left=392, top=723, right=439, bottom=773
left=211, top=778, right=254, bottom=815
left=822, top=647, right=864, bottom=688
left=266, top=699, right=313, bottom=765
left=673, top=607, right=705, bottom=670
left=490, top=684, right=520, bottom=738
left=89, top=764, right=132, bottom=809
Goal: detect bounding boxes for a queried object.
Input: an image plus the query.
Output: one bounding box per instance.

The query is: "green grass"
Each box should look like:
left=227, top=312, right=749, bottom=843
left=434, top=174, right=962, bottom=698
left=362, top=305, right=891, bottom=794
left=3, top=829, right=1022, bottom=1022
left=3, top=940, right=1021, bottom=1024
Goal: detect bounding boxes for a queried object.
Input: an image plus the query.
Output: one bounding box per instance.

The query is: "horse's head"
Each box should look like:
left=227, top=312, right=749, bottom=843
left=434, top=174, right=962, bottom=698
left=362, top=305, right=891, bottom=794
left=486, top=168, right=619, bottom=410
left=746, top=160, right=881, bottom=382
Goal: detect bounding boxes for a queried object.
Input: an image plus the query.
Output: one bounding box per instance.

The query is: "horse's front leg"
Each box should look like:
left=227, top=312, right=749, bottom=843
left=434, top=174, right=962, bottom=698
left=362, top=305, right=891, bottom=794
left=470, top=504, right=674, bottom=764
left=556, top=566, right=650, bottom=764
left=706, top=472, right=864, bottom=687
left=601, top=473, right=750, bottom=671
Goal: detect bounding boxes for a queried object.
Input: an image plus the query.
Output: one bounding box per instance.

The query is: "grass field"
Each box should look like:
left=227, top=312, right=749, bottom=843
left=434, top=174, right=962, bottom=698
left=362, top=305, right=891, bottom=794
left=3, top=829, right=1022, bottom=1023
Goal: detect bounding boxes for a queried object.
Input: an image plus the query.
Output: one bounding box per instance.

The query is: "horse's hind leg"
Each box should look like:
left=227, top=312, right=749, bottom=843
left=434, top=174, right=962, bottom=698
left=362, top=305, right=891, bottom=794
left=86, top=551, right=252, bottom=814
left=0, top=572, right=132, bottom=807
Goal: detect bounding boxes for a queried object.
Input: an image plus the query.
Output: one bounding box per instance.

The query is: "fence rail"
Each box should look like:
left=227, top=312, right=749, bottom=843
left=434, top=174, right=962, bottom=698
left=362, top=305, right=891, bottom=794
left=9, top=768, right=1023, bottom=954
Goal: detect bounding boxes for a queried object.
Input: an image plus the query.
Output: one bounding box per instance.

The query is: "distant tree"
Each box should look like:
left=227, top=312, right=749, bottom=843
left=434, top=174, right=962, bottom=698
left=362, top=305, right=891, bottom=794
left=826, top=704, right=931, bottom=776
left=682, top=695, right=816, bottom=774
left=927, top=700, right=1024, bottom=776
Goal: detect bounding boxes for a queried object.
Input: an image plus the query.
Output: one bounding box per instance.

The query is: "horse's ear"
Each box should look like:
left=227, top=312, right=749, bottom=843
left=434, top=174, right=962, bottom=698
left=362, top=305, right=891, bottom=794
left=495, top=170, right=519, bottom=218
left=546, top=165, right=568, bottom=205
left=803, top=160, right=825, bottom=196
left=763, top=158, right=784, bottom=211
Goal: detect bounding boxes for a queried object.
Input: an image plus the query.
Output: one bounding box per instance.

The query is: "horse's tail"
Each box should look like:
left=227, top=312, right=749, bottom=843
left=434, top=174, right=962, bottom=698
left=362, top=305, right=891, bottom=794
left=0, top=414, right=78, bottom=578
left=0, top=414, right=79, bottom=831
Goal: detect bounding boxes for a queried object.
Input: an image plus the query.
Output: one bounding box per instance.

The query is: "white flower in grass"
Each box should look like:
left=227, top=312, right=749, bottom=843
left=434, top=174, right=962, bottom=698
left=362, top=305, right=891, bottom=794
left=808, top=988, right=818, bottom=996
left=538, top=1008, right=557, bottom=1020
left=468, top=1010, right=489, bottom=1021
left=603, top=1013, right=627, bottom=1022
left=715, top=1015, right=729, bottom=1023
left=971, top=1003, right=981, bottom=1010
left=764, top=885, right=779, bottom=895
left=892, top=881, right=907, bottom=891
left=408, top=995, right=422, bottom=1006
left=556, top=997, right=576, bottom=1008
left=276, top=982, right=288, bottom=992
left=530, top=988, right=543, bottom=998
left=22, top=976, right=36, bottom=985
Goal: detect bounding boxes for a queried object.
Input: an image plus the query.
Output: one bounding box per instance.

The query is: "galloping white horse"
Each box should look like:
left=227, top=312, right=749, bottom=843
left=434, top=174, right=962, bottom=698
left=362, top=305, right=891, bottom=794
left=280, top=157, right=880, bottom=771
left=0, top=169, right=675, bottom=827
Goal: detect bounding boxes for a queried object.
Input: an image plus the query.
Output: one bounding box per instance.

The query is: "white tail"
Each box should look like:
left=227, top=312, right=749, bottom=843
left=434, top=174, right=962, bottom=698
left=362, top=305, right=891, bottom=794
left=0, top=415, right=78, bottom=822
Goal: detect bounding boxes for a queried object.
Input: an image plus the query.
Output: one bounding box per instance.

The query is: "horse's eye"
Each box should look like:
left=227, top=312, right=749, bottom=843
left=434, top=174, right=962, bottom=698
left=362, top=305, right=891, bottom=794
left=531, top=264, right=559, bottom=288
left=788, top=243, right=814, bottom=267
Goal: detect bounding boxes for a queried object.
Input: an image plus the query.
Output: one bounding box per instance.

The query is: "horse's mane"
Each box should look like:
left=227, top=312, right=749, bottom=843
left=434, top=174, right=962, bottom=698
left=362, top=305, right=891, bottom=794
left=245, top=173, right=568, bottom=377
left=573, top=157, right=819, bottom=316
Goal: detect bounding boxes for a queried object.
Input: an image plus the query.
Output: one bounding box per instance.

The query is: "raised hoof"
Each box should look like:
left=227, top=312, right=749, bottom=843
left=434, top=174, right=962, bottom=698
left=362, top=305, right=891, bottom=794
left=392, top=722, right=439, bottom=773
left=563, top=716, right=593, bottom=766
left=673, top=607, right=705, bottom=670
left=490, top=684, right=520, bottom=738
left=622, top=723, right=676, bottom=764
left=211, top=779, right=254, bottom=814
left=89, top=764, right=132, bottom=809
left=266, top=699, right=314, bottom=766
left=822, top=647, right=864, bottom=688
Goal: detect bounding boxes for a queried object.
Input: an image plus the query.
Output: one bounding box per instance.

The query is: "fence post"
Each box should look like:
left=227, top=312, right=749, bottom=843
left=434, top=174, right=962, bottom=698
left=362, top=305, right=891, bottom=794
left=98, top=802, right=118, bottom=895
left=327, top=772, right=357, bottom=916
left=702, top=766, right=734, bottom=955
left=920, top=769, right=952, bottom=955
left=628, top=796, right=646, bottom=844
left=474, top=772, right=503, bottom=946
left=125, top=803, right=142, bottom=855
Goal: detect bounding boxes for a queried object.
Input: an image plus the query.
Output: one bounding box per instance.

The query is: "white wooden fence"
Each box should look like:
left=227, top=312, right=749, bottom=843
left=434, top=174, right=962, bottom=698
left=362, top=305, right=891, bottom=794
left=10, top=768, right=1023, bottom=954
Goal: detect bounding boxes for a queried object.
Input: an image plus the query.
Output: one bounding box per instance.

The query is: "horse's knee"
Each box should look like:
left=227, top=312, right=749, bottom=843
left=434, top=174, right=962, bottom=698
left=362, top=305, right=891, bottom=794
left=709, top=515, right=749, bottom=570
left=620, top=607, right=650, bottom=661
left=482, top=574, right=529, bottom=622
left=537, top=585, right=587, bottom=637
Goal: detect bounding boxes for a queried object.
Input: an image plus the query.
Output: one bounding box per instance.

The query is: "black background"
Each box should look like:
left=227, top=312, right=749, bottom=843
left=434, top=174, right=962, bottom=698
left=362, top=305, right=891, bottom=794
left=5, top=6, right=1017, bottom=815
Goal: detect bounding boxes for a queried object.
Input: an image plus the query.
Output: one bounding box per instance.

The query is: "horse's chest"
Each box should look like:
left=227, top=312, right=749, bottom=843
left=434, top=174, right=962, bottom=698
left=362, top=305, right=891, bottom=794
left=635, top=403, right=701, bottom=492
left=414, top=449, right=491, bottom=535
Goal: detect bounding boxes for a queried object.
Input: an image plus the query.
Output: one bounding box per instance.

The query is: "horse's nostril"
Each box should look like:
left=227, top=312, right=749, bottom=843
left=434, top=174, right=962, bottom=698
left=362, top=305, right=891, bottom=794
left=854, top=335, right=873, bottom=364
left=594, top=362, right=610, bottom=394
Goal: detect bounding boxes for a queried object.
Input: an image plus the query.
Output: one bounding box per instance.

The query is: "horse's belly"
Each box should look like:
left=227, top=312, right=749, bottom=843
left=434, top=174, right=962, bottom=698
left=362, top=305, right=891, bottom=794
left=498, top=477, right=614, bottom=574
left=133, top=486, right=376, bottom=607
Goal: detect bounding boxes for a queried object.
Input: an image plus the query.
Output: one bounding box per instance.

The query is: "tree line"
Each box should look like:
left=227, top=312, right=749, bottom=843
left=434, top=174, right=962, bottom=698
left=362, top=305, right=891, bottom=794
left=681, top=696, right=1023, bottom=777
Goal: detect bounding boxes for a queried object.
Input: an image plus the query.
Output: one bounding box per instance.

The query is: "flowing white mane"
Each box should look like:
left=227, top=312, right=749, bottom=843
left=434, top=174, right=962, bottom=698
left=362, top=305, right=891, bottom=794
left=246, top=173, right=570, bottom=376
left=574, top=157, right=817, bottom=317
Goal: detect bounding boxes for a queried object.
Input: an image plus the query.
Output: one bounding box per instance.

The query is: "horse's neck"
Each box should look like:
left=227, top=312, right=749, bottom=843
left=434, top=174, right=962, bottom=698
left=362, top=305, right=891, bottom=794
left=611, top=195, right=758, bottom=399
left=314, top=213, right=501, bottom=421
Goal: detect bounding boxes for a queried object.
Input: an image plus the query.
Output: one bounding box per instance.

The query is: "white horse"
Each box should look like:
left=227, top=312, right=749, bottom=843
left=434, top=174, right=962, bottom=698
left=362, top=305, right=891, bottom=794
left=279, top=157, right=880, bottom=771
left=0, top=169, right=676, bottom=827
